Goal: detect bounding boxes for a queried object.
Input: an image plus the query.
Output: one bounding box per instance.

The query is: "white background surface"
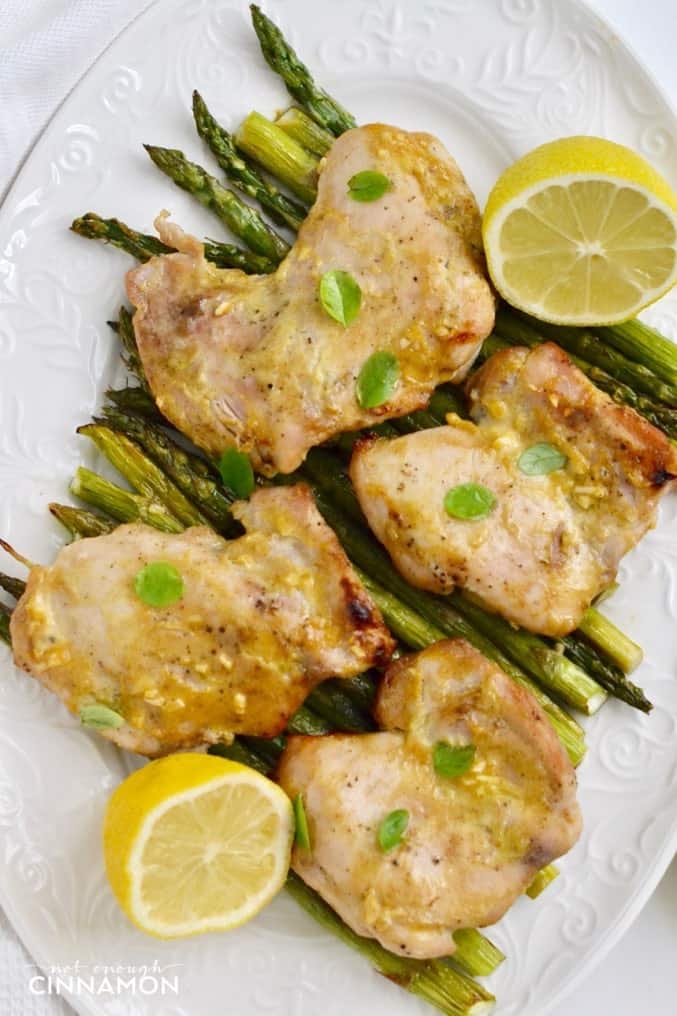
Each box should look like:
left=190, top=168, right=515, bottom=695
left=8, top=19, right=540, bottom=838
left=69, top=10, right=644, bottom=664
left=0, top=1, right=676, bottom=1014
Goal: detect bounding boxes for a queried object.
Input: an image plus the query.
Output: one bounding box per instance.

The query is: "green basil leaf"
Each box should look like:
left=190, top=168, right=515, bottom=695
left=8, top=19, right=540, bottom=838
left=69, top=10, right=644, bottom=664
left=134, top=561, right=184, bottom=607
left=518, top=442, right=567, bottom=476
left=80, top=703, right=125, bottom=730
left=444, top=483, right=496, bottom=520
left=347, top=170, right=391, bottom=202
left=377, top=808, right=409, bottom=852
left=293, top=793, right=311, bottom=850
left=219, top=448, right=254, bottom=499
left=433, top=742, right=476, bottom=779
left=319, top=270, right=362, bottom=326
left=356, top=351, right=399, bottom=409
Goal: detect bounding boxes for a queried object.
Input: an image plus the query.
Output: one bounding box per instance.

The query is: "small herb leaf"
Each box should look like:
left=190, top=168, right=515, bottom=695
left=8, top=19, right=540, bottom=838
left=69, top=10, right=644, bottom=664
left=444, top=483, right=496, bottom=520
left=357, top=351, right=399, bottom=409
left=219, top=448, right=255, bottom=499
left=518, top=442, right=567, bottom=476
left=319, top=270, right=362, bottom=326
left=80, top=703, right=125, bottom=730
left=433, top=742, right=476, bottom=779
left=134, top=561, right=184, bottom=607
left=348, top=170, right=391, bottom=202
left=378, top=808, right=409, bottom=852
left=293, top=793, right=311, bottom=850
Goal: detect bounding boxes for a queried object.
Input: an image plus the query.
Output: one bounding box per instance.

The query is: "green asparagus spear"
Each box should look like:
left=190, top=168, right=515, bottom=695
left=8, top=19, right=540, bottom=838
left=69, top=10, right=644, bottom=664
left=526, top=864, right=559, bottom=899
left=71, top=212, right=275, bottom=273
left=597, top=318, right=677, bottom=387
left=70, top=467, right=184, bottom=533
left=235, top=112, right=318, bottom=203
left=285, top=705, right=332, bottom=735
left=110, top=306, right=147, bottom=391
left=106, top=386, right=165, bottom=422
left=276, top=106, right=334, bottom=156
left=0, top=604, right=11, bottom=647
left=78, top=424, right=209, bottom=529
left=560, top=631, right=650, bottom=712
left=450, top=930, right=506, bottom=978
left=99, top=408, right=237, bottom=535
left=144, top=145, right=290, bottom=261
left=49, top=504, right=117, bottom=541
left=576, top=607, right=644, bottom=675
left=0, top=573, right=26, bottom=601
left=449, top=593, right=607, bottom=716
left=193, top=91, right=307, bottom=230
left=250, top=5, right=356, bottom=136
left=306, top=679, right=376, bottom=732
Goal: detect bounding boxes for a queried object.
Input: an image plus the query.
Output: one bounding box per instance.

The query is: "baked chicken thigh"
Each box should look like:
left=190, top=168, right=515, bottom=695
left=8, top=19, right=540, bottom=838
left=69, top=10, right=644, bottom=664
left=127, top=124, right=495, bottom=474
left=278, top=639, right=581, bottom=958
left=10, top=485, right=393, bottom=756
left=351, top=342, right=677, bottom=636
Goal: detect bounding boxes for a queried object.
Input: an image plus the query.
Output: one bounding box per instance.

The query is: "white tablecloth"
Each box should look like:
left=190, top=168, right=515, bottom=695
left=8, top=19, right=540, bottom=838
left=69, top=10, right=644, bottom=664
left=0, top=1, right=676, bottom=1013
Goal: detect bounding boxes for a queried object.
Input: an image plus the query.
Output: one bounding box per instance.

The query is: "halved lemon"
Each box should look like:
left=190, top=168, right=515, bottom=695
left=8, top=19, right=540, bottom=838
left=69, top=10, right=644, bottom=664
left=103, top=753, right=294, bottom=938
left=482, top=136, right=677, bottom=325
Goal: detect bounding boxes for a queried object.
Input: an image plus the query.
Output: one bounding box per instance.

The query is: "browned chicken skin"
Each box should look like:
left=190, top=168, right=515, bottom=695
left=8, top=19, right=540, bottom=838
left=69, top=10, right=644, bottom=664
left=10, top=485, right=394, bottom=756
left=278, top=639, right=581, bottom=958
left=127, top=124, right=495, bottom=474
left=351, top=342, right=677, bottom=636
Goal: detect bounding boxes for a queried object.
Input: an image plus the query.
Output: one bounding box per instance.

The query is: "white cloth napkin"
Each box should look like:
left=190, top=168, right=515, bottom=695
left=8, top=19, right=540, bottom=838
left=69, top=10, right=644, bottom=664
left=0, top=0, right=154, bottom=202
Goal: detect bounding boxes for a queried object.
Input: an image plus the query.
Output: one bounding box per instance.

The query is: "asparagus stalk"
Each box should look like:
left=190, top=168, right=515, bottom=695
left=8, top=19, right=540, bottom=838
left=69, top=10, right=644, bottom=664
left=106, top=386, right=165, bottom=422
left=451, top=930, right=505, bottom=978
left=0, top=604, right=11, bottom=647
left=144, top=145, right=290, bottom=261
left=78, top=424, right=209, bottom=529
left=209, top=738, right=271, bottom=774
left=285, top=872, right=495, bottom=1016
left=71, top=212, right=276, bottom=274
left=285, top=705, right=332, bottom=735
left=392, top=409, right=442, bottom=434
left=235, top=112, right=318, bottom=203
left=525, top=864, right=559, bottom=900
left=111, top=306, right=147, bottom=391
left=429, top=387, right=467, bottom=421
left=496, top=307, right=677, bottom=407
left=449, top=594, right=607, bottom=716
left=303, top=450, right=605, bottom=716
left=339, top=671, right=378, bottom=713
left=49, top=504, right=117, bottom=540
left=306, top=680, right=376, bottom=732
left=99, top=408, right=237, bottom=535
left=577, top=607, right=644, bottom=675
left=70, top=467, right=184, bottom=533
left=0, top=573, right=26, bottom=601
left=276, top=106, right=334, bottom=156
left=597, top=318, right=677, bottom=387
left=250, top=5, right=357, bottom=137
left=559, top=631, right=650, bottom=712
left=193, top=91, right=307, bottom=230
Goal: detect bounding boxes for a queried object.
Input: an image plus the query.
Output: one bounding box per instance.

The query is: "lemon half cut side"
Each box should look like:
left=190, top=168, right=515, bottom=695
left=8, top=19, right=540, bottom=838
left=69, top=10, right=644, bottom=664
left=482, top=136, right=677, bottom=326
left=103, top=753, right=294, bottom=939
